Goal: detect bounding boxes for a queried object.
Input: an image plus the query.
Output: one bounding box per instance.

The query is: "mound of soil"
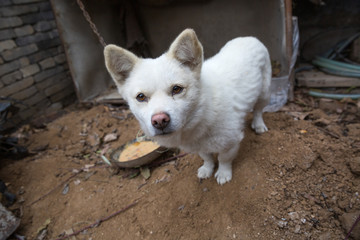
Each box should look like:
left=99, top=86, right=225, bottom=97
left=1, top=95, right=359, bottom=239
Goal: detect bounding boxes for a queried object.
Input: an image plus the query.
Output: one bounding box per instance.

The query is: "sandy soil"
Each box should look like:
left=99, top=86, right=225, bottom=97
left=1, top=92, right=360, bottom=240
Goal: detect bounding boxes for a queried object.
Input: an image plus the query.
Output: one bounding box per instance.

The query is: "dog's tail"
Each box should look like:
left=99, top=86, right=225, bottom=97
left=260, top=49, right=272, bottom=105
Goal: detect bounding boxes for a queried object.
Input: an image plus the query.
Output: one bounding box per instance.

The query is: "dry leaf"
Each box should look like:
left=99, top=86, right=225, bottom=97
left=103, top=133, right=118, bottom=143
left=140, top=167, right=151, bottom=180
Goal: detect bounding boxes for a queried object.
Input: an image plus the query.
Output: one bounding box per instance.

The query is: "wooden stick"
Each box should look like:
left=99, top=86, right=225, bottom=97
left=28, top=164, right=102, bottom=206
left=28, top=171, right=81, bottom=206
left=316, top=126, right=340, bottom=139
left=148, top=153, right=188, bottom=168
left=55, top=200, right=138, bottom=240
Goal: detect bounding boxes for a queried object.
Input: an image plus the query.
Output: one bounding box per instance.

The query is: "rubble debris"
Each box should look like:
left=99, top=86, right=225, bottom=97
left=0, top=203, right=20, bottom=240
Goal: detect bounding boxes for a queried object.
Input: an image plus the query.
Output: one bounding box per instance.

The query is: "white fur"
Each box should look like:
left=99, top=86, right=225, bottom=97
left=104, top=29, right=271, bottom=185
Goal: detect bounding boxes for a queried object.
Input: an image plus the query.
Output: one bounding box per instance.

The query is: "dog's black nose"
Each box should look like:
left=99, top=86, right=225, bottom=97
left=151, top=112, right=170, bottom=130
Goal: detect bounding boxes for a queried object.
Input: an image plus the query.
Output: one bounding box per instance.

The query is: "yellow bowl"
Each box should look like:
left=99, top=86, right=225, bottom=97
left=110, top=138, right=167, bottom=168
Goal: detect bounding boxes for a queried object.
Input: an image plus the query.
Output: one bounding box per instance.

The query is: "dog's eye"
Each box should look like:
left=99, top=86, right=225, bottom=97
left=136, top=93, right=147, bottom=102
left=172, top=85, right=183, bottom=95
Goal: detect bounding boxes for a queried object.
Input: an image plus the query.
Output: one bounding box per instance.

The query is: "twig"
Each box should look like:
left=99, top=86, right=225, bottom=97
left=28, top=172, right=80, bottom=206
left=345, top=213, right=360, bottom=240
left=28, top=164, right=102, bottom=206
left=316, top=126, right=340, bottom=139
left=148, top=153, right=188, bottom=168
left=55, top=200, right=139, bottom=240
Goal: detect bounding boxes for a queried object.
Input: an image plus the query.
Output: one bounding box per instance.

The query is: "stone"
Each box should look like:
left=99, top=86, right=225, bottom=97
left=50, top=85, right=74, bottom=103
left=37, top=2, right=52, bottom=11
left=0, top=5, right=38, bottom=17
left=36, top=72, right=67, bottom=90
left=33, top=97, right=51, bottom=109
left=12, top=0, right=44, bottom=3
left=0, top=77, right=34, bottom=96
left=0, top=0, right=12, bottom=7
left=19, top=57, right=30, bottom=67
left=104, top=133, right=118, bottom=143
left=39, top=57, right=55, bottom=70
left=33, top=20, right=55, bottom=32
left=28, top=49, right=51, bottom=63
left=44, top=79, right=72, bottom=96
left=0, top=29, right=15, bottom=41
left=20, top=11, right=54, bottom=24
left=0, top=60, right=20, bottom=77
left=14, top=25, right=34, bottom=37
left=10, top=85, right=37, bottom=100
left=1, top=44, right=38, bottom=61
left=339, top=211, right=360, bottom=239
left=15, top=32, right=51, bottom=46
left=0, top=17, right=22, bottom=29
left=47, top=102, right=62, bottom=112
left=1, top=70, right=22, bottom=85
left=34, top=65, right=64, bottom=82
left=288, top=212, right=299, bottom=221
left=54, top=53, right=66, bottom=64
left=36, top=38, right=61, bottom=50
left=277, top=220, right=287, bottom=228
left=24, top=91, right=47, bottom=106
left=20, top=64, right=40, bottom=77
left=0, top=40, right=16, bottom=52
left=48, top=29, right=59, bottom=38
left=348, top=157, right=360, bottom=176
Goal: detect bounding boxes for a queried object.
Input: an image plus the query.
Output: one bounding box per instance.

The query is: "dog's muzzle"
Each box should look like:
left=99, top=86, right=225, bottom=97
left=151, top=112, right=170, bottom=130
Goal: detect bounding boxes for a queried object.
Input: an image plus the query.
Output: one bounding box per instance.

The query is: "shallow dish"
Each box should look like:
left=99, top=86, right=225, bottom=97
left=110, top=138, right=167, bottom=168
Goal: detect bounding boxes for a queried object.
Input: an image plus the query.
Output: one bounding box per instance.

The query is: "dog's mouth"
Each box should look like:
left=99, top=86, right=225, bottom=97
left=153, top=129, right=174, bottom=136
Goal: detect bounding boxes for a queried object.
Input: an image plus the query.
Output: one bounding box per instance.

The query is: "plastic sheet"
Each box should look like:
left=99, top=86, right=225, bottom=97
left=264, top=16, right=299, bottom=112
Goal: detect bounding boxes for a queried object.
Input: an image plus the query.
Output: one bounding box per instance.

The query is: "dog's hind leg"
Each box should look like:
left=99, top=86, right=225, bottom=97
left=251, top=98, right=268, bottom=134
left=197, top=152, right=215, bottom=179
left=252, top=54, right=271, bottom=134
left=215, top=142, right=240, bottom=185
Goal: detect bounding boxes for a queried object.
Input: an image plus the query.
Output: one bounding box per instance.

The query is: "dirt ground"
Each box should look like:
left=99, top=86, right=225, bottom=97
left=1, top=90, right=360, bottom=240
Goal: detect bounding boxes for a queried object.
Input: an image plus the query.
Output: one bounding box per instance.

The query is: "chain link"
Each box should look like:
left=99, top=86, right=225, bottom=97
left=76, top=0, right=107, bottom=47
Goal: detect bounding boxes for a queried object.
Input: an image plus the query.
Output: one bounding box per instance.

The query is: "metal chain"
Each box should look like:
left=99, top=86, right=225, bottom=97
left=76, top=0, right=107, bottom=47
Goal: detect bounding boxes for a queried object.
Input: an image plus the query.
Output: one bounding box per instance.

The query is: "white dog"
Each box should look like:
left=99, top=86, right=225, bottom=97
left=104, top=29, right=271, bottom=184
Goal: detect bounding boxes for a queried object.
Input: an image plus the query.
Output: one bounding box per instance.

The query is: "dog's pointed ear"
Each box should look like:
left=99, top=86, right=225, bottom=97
left=104, top=44, right=139, bottom=86
left=168, top=29, right=203, bottom=73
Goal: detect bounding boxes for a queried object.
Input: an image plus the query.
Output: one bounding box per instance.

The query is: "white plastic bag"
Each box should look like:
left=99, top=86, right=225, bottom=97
left=264, top=16, right=299, bottom=112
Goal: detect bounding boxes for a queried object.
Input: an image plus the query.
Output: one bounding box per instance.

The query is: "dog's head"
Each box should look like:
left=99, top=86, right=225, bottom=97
left=104, top=29, right=204, bottom=143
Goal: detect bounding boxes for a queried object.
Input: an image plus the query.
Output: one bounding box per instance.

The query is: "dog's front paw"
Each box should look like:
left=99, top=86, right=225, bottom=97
left=197, top=165, right=214, bottom=179
left=251, top=122, right=268, bottom=134
left=215, top=168, right=232, bottom=185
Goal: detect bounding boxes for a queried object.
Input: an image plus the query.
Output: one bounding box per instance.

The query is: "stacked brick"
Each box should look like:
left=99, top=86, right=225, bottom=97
left=0, top=0, right=76, bottom=127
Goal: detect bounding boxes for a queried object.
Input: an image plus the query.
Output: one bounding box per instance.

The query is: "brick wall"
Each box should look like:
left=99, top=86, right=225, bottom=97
left=0, top=0, right=76, bottom=128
